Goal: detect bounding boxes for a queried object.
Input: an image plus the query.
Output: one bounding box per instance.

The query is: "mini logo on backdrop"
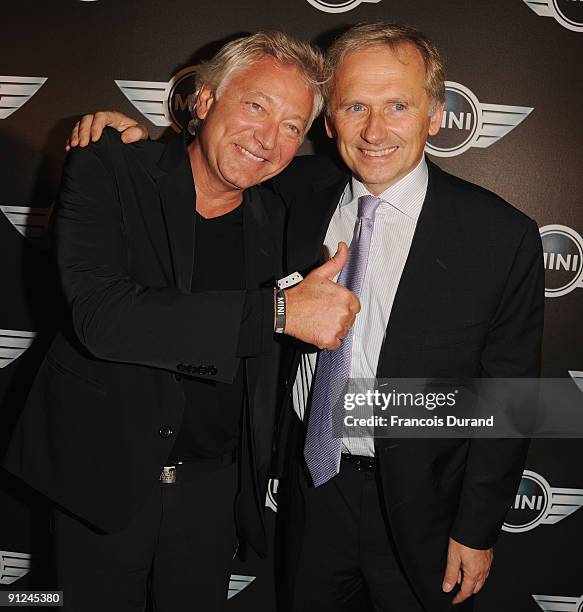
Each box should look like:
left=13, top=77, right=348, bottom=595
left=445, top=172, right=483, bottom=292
left=265, top=478, right=279, bottom=512
left=523, top=0, right=583, bottom=32
left=1, top=205, right=52, bottom=240
left=115, top=66, right=197, bottom=131
left=0, top=330, right=36, bottom=369
left=539, top=224, right=583, bottom=298
left=533, top=594, right=583, bottom=612
left=0, top=551, right=31, bottom=585
left=0, top=76, right=47, bottom=120
left=425, top=81, right=533, bottom=157
left=503, top=469, right=583, bottom=533
left=305, top=0, right=381, bottom=13
left=227, top=575, right=256, bottom=599
left=569, top=371, right=583, bottom=393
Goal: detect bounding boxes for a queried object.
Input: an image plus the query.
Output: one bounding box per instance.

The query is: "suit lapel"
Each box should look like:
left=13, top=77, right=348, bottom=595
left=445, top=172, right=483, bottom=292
left=286, top=172, right=349, bottom=273
left=242, top=185, right=284, bottom=491
left=243, top=185, right=281, bottom=289
left=375, top=159, right=448, bottom=377
left=155, top=132, right=196, bottom=291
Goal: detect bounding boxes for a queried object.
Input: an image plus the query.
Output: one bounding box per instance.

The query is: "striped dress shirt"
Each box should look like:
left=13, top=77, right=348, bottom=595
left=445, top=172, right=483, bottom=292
left=292, top=156, right=429, bottom=456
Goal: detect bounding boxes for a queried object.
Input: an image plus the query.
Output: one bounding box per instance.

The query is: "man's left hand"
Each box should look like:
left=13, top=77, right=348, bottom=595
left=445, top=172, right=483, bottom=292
left=442, top=538, right=493, bottom=605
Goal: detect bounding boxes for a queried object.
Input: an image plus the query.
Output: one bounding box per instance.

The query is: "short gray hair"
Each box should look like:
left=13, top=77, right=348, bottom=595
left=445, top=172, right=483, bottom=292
left=324, top=22, right=446, bottom=114
left=188, top=31, right=325, bottom=134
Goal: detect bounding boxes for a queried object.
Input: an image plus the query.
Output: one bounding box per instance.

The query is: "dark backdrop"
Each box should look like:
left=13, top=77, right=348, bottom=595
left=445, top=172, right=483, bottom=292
left=1, top=1, right=582, bottom=610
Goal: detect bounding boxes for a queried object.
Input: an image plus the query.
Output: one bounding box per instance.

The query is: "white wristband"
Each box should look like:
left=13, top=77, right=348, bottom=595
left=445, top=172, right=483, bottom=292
left=277, top=271, right=303, bottom=289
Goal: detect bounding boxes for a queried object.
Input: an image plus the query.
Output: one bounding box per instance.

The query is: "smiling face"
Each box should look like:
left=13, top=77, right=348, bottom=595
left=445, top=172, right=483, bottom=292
left=192, top=56, right=314, bottom=195
left=325, top=43, right=443, bottom=195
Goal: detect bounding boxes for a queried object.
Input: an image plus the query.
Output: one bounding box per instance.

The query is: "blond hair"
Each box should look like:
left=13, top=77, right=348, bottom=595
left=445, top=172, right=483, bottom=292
left=324, top=22, right=446, bottom=114
left=188, top=31, right=325, bottom=134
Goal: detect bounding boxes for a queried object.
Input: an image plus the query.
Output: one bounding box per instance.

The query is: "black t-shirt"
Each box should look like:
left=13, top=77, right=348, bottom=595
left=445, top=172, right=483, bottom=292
left=170, top=203, right=246, bottom=461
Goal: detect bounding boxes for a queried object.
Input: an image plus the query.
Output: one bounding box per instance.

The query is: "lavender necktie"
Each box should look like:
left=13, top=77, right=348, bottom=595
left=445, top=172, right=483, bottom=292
left=304, top=195, right=382, bottom=487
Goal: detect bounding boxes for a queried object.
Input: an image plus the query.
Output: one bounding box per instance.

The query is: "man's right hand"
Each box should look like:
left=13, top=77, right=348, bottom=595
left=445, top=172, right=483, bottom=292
left=285, top=242, right=360, bottom=350
left=66, top=111, right=148, bottom=150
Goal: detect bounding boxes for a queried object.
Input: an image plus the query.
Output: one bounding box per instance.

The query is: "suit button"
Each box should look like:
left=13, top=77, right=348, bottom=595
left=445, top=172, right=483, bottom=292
left=158, top=425, right=174, bottom=438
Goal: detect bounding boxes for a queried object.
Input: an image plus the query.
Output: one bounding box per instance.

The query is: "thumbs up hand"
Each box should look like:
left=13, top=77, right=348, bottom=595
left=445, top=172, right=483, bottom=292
left=309, top=240, right=350, bottom=282
left=284, top=243, right=360, bottom=350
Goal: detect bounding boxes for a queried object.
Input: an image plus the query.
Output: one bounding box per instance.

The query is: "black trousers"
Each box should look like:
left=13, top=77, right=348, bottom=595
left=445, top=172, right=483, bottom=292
left=53, top=459, right=238, bottom=612
left=288, top=457, right=426, bottom=612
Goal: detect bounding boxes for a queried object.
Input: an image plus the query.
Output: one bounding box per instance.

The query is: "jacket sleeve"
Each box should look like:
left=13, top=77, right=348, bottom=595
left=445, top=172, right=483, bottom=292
left=450, top=219, right=544, bottom=549
left=55, top=142, right=272, bottom=384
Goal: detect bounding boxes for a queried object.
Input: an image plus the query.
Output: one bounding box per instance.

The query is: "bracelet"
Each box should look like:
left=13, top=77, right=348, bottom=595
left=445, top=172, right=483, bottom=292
left=277, top=271, right=303, bottom=289
left=274, top=288, right=286, bottom=334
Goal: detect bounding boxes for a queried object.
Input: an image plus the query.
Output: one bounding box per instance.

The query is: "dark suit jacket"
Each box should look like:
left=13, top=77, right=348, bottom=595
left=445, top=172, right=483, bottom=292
left=4, top=128, right=284, bottom=556
left=273, top=154, right=544, bottom=611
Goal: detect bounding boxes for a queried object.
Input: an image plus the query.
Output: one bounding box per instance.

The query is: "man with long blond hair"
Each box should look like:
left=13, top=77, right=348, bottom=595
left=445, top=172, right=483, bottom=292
left=4, top=31, right=359, bottom=612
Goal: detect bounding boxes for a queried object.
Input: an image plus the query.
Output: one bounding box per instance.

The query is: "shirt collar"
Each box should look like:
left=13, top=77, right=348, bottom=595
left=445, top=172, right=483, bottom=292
left=342, top=156, right=428, bottom=221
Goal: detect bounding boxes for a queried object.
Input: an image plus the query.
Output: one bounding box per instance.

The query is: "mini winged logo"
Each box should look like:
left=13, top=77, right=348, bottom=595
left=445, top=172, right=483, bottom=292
left=503, top=470, right=583, bottom=533
left=426, top=81, right=533, bottom=158
left=569, top=371, right=583, bottom=394
left=533, top=594, right=583, bottom=612
left=115, top=66, right=199, bottom=132
left=0, top=329, right=36, bottom=369
left=0, top=76, right=47, bottom=120
left=114, top=78, right=172, bottom=128
left=0, top=550, right=31, bottom=586
left=523, top=0, right=583, bottom=33
left=305, top=0, right=381, bottom=13
left=540, top=225, right=583, bottom=298
left=227, top=574, right=256, bottom=599
left=1, top=205, right=52, bottom=240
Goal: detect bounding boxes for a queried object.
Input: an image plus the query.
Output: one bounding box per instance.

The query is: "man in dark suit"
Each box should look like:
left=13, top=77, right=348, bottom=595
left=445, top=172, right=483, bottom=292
left=3, top=32, right=359, bottom=612
left=273, top=23, right=544, bottom=612
left=64, top=22, right=544, bottom=612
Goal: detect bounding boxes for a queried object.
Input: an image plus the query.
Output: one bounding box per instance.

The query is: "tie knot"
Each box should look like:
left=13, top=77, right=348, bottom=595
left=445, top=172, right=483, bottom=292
left=357, top=195, right=381, bottom=220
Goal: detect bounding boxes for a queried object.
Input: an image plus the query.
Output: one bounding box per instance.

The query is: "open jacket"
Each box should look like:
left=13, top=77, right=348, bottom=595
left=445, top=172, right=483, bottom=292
left=4, top=128, right=285, bottom=556
left=273, top=154, right=544, bottom=611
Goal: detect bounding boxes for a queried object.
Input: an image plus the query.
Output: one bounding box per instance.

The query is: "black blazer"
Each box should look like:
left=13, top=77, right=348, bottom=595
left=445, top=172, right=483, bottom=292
left=4, top=129, right=284, bottom=556
left=273, top=154, right=544, bottom=611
